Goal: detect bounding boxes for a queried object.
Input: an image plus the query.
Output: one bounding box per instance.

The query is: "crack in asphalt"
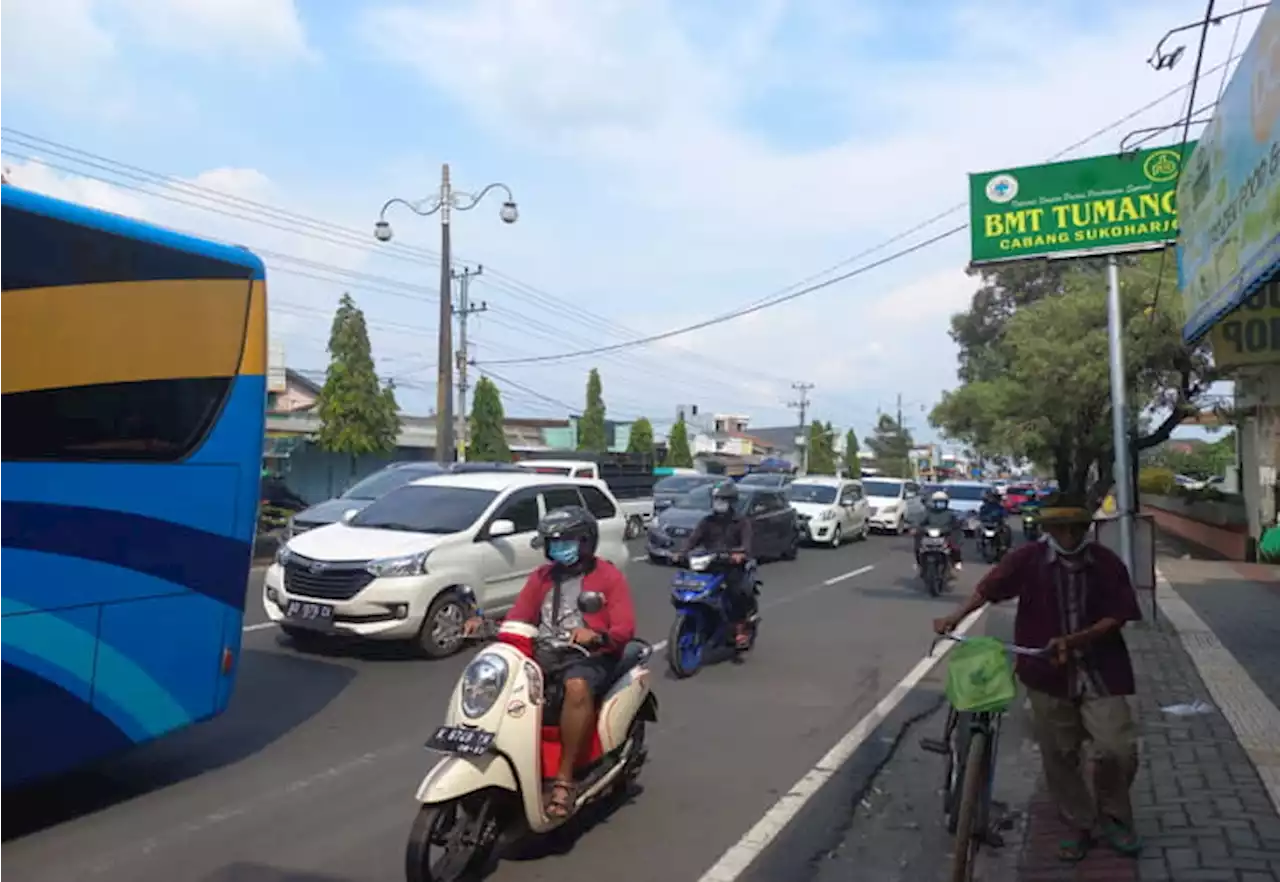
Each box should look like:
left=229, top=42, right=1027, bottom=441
left=797, top=694, right=948, bottom=881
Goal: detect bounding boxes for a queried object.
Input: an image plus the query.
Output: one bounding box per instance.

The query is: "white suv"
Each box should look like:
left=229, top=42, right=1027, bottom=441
left=262, top=472, right=629, bottom=657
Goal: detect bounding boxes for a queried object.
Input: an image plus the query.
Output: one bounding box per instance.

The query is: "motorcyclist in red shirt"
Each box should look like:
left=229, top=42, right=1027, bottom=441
left=463, top=505, right=636, bottom=820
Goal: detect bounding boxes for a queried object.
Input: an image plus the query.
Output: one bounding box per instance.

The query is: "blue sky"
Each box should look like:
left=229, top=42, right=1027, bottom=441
left=1, top=0, right=1257, bottom=444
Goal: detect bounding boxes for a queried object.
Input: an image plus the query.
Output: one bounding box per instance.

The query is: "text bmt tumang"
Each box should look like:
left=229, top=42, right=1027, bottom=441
left=981, top=188, right=1178, bottom=256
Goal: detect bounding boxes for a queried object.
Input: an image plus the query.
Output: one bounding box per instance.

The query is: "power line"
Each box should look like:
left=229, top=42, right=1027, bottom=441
left=473, top=52, right=1249, bottom=367
left=0, top=127, right=808, bottom=394
left=477, top=224, right=967, bottom=366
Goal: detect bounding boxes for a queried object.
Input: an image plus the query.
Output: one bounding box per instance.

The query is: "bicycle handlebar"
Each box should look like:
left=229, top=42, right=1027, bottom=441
left=930, top=631, right=1051, bottom=658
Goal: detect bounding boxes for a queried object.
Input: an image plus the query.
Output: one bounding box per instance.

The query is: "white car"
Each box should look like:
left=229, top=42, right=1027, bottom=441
left=862, top=477, right=924, bottom=534
left=262, top=472, right=629, bottom=657
left=787, top=477, right=870, bottom=547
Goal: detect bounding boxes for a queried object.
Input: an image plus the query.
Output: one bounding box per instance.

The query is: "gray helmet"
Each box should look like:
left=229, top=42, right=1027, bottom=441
left=712, top=481, right=739, bottom=503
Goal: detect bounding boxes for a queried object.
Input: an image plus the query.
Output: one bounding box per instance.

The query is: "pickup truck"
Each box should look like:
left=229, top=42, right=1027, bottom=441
left=514, top=457, right=655, bottom=539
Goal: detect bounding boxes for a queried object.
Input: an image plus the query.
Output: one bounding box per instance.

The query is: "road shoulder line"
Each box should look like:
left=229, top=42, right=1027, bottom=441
left=694, top=603, right=986, bottom=882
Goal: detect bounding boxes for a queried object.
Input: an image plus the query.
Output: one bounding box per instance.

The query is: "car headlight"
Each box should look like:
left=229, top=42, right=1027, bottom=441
left=818, top=509, right=837, bottom=521
left=460, top=653, right=509, bottom=718
left=366, top=551, right=430, bottom=578
left=275, top=544, right=293, bottom=565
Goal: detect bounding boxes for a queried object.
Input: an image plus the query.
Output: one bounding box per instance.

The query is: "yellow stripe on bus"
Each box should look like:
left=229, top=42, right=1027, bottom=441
left=2, top=279, right=255, bottom=394
left=237, top=279, right=267, bottom=377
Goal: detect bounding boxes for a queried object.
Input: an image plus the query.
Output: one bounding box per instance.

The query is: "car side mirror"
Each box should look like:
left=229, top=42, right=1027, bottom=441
left=578, top=591, right=605, bottom=614
left=341, top=508, right=359, bottom=523
left=530, top=534, right=545, bottom=550
left=489, top=519, right=516, bottom=538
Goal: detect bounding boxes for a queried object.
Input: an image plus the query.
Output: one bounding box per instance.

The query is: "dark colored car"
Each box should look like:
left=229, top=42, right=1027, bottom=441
left=737, top=472, right=794, bottom=489
left=645, top=484, right=799, bottom=564
left=287, top=460, right=524, bottom=536
left=261, top=475, right=308, bottom=512
left=652, top=473, right=721, bottom=516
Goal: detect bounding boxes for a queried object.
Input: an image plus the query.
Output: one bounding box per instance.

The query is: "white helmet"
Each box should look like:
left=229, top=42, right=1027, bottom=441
left=929, top=490, right=950, bottom=510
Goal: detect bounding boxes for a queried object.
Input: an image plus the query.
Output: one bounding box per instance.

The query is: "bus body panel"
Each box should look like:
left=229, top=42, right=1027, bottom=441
left=0, top=184, right=266, bottom=788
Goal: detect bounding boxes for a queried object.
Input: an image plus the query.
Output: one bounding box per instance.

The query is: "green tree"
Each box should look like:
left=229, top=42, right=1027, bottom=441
left=844, top=429, right=861, bottom=477
left=316, top=293, right=401, bottom=472
left=468, top=376, right=511, bottom=462
left=626, top=416, right=655, bottom=459
left=867, top=413, right=914, bottom=477
left=931, top=252, right=1214, bottom=504
left=806, top=420, right=837, bottom=474
left=578, top=368, right=608, bottom=452
left=664, top=417, right=694, bottom=468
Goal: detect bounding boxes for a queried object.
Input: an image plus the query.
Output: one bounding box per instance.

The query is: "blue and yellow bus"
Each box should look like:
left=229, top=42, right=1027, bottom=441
left=1, top=184, right=267, bottom=787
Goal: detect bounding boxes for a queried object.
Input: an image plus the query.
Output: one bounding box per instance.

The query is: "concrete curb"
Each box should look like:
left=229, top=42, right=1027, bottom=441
left=1154, top=567, right=1280, bottom=815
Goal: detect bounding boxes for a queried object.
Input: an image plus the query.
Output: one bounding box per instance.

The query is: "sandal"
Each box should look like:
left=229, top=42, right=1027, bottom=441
left=1057, top=831, right=1092, bottom=862
left=1100, top=819, right=1142, bottom=856
left=546, top=779, right=576, bottom=820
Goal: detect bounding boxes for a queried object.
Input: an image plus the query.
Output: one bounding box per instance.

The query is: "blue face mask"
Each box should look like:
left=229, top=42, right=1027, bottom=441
left=548, top=539, right=580, bottom=566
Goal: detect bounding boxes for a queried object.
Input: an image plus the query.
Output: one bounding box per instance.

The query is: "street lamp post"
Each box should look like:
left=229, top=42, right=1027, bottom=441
left=375, top=164, right=517, bottom=465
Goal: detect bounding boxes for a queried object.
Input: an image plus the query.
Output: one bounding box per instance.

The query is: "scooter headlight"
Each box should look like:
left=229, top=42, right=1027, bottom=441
left=927, top=528, right=942, bottom=538
left=688, top=553, right=714, bottom=571
left=460, top=653, right=509, bottom=719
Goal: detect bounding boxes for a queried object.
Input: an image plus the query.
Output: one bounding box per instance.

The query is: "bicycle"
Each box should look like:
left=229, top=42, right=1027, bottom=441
left=919, top=632, right=1050, bottom=882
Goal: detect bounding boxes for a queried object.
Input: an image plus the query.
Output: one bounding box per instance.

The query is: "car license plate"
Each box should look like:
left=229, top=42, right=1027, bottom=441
left=284, top=599, right=334, bottom=628
left=427, top=726, right=495, bottom=756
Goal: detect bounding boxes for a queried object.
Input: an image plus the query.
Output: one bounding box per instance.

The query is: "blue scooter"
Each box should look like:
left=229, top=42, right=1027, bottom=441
left=666, top=548, right=762, bottom=678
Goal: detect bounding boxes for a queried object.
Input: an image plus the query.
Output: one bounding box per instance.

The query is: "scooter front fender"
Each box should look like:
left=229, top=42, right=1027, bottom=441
left=414, top=753, right=518, bottom=805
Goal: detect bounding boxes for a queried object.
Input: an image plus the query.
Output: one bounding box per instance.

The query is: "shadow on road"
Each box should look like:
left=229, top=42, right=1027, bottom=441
left=275, top=629, right=432, bottom=662
left=505, top=782, right=645, bottom=862
left=2, top=648, right=357, bottom=841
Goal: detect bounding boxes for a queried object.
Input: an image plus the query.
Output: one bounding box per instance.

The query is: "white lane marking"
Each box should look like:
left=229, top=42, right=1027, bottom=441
left=632, top=554, right=650, bottom=562
left=695, top=604, right=987, bottom=882
left=243, top=622, right=275, bottom=633
left=823, top=564, right=875, bottom=586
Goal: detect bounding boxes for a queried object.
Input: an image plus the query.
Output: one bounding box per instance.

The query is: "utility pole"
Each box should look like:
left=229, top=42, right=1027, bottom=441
left=789, top=382, right=814, bottom=474
left=896, top=392, right=904, bottom=431
left=453, top=264, right=486, bottom=463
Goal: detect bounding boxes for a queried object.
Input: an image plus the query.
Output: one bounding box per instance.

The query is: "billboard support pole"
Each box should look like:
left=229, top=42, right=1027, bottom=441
left=1107, top=253, right=1136, bottom=577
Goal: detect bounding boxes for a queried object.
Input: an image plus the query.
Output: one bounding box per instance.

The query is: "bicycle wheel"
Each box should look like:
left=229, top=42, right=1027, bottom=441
left=949, top=729, right=988, bottom=882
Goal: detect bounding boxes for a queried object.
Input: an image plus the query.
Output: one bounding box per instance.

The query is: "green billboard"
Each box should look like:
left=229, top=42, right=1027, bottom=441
left=968, top=145, right=1194, bottom=265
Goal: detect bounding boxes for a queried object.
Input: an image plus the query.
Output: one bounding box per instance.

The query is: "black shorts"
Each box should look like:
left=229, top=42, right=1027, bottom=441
left=561, top=654, right=619, bottom=698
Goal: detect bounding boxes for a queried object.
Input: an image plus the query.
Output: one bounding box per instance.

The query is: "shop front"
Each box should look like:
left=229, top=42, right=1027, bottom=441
left=1180, top=2, right=1280, bottom=553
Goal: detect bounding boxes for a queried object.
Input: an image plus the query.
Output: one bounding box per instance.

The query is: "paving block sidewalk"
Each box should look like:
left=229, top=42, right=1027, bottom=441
left=1015, top=565, right=1280, bottom=882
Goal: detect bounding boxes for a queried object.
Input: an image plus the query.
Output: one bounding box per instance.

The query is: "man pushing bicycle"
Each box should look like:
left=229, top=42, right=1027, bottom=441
left=933, top=493, right=1143, bottom=863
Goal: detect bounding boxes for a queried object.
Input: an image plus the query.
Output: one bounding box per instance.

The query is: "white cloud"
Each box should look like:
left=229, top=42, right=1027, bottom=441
left=358, top=0, right=1259, bottom=438
left=115, top=0, right=313, bottom=62
left=5, top=159, right=152, bottom=218
left=1, top=0, right=119, bottom=107
left=5, top=0, right=1263, bottom=437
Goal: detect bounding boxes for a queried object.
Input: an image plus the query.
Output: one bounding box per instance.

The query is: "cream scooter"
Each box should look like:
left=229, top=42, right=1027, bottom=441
left=405, top=589, right=658, bottom=882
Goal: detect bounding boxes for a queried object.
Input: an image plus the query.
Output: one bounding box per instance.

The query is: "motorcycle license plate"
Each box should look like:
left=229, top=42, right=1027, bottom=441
left=922, top=538, right=947, bottom=551
left=427, top=726, right=495, bottom=756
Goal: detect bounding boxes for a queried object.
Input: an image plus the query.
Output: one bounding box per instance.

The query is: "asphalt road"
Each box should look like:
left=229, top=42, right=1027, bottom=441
left=4, top=532, right=981, bottom=882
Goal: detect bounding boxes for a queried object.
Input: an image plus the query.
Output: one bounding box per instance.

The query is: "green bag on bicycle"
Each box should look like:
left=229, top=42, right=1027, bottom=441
left=944, top=636, right=1017, bottom=713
